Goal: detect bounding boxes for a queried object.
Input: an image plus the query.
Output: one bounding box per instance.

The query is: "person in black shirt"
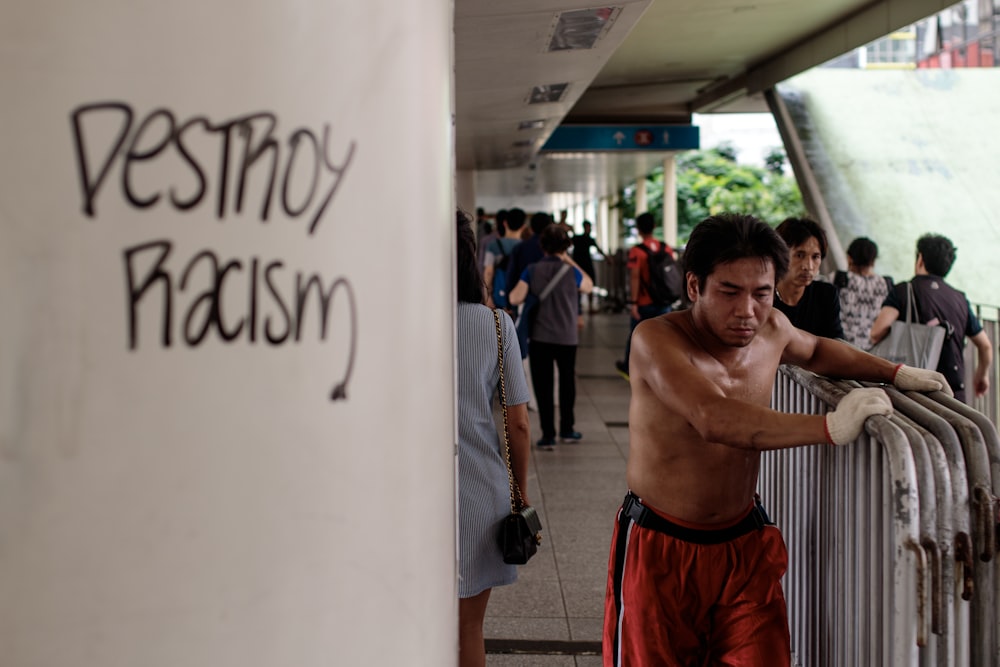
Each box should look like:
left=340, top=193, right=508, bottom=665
left=871, top=234, right=993, bottom=402
left=773, top=217, right=844, bottom=340
left=571, top=220, right=606, bottom=313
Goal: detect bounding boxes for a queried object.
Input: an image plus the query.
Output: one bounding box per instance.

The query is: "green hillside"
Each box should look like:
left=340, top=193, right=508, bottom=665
left=778, top=68, right=1000, bottom=307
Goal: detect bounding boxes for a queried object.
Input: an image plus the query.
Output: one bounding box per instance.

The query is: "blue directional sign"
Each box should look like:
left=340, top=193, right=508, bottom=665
left=541, top=125, right=700, bottom=151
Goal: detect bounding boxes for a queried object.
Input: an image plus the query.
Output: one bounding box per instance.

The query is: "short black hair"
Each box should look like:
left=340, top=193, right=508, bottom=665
left=540, top=224, right=571, bottom=255
left=636, top=212, right=656, bottom=235
left=846, top=237, right=878, bottom=268
left=775, top=217, right=828, bottom=259
left=530, top=211, right=552, bottom=235
left=916, top=234, right=956, bottom=277
left=506, top=208, right=527, bottom=232
left=683, top=213, right=789, bottom=290
left=456, top=209, right=485, bottom=304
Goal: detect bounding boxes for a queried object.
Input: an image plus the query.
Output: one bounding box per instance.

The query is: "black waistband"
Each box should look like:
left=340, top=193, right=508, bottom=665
left=621, top=492, right=774, bottom=545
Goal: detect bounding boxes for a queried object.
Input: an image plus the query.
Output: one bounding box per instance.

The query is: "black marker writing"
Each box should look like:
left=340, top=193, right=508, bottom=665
left=71, top=102, right=357, bottom=235
left=124, top=239, right=357, bottom=400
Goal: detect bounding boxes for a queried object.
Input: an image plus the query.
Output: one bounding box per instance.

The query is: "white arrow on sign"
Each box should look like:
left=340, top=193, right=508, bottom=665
left=613, top=131, right=626, bottom=146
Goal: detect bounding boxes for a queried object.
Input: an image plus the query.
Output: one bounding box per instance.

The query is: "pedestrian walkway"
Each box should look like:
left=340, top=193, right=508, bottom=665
left=485, top=311, right=633, bottom=666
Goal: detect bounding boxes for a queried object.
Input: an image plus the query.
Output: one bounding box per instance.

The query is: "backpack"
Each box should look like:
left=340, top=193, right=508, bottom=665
left=490, top=239, right=511, bottom=307
left=492, top=239, right=510, bottom=271
left=637, top=243, right=683, bottom=306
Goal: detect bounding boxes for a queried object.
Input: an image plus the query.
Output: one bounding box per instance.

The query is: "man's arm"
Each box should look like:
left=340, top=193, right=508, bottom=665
left=870, top=305, right=899, bottom=345
left=631, top=320, right=889, bottom=448
left=627, top=250, right=641, bottom=320
left=508, top=278, right=529, bottom=306
left=779, top=310, right=952, bottom=394
left=592, top=238, right=607, bottom=259
left=971, top=330, right=993, bottom=397
left=781, top=321, right=898, bottom=383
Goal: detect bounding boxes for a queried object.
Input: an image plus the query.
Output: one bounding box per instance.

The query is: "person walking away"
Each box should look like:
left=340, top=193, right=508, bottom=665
left=504, top=211, right=551, bottom=300
left=615, top=212, right=674, bottom=379
left=455, top=210, right=532, bottom=667
left=483, top=208, right=526, bottom=310
left=604, top=213, right=951, bottom=667
left=477, top=208, right=505, bottom=270
left=571, top=220, right=607, bottom=314
left=773, top=217, right=844, bottom=339
left=831, top=237, right=892, bottom=350
left=474, top=206, right=491, bottom=241
left=871, top=233, right=993, bottom=403
left=509, top=225, right=593, bottom=450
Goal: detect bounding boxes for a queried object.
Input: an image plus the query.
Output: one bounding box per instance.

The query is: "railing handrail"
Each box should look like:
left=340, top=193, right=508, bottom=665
left=767, top=365, right=999, bottom=666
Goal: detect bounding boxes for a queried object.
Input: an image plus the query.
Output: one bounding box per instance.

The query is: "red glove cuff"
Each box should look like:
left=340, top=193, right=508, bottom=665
left=823, top=415, right=834, bottom=446
left=892, top=363, right=904, bottom=382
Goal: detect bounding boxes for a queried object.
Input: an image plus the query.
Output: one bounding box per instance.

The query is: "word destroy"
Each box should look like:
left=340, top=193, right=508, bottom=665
left=71, top=102, right=356, bottom=235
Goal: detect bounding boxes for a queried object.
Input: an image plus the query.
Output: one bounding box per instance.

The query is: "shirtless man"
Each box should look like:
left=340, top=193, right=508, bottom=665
left=603, top=214, right=951, bottom=667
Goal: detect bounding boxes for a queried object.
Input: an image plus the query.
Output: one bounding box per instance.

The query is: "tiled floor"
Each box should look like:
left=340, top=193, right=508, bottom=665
left=485, top=310, right=633, bottom=666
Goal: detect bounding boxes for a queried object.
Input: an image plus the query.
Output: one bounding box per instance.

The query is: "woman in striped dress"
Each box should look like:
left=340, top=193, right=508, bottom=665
left=456, top=210, right=532, bottom=667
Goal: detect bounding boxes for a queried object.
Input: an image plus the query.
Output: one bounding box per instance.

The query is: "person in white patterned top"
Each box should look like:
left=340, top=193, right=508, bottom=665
left=831, top=237, right=893, bottom=350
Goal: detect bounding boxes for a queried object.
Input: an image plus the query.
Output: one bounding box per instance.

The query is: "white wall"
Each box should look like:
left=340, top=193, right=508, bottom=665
left=0, top=1, right=456, bottom=665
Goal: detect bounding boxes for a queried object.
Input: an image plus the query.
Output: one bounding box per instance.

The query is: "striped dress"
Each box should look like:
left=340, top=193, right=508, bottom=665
left=457, top=302, right=530, bottom=598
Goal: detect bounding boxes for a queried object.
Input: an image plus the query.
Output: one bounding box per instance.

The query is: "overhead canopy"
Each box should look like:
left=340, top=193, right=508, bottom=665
left=455, top=0, right=957, bottom=200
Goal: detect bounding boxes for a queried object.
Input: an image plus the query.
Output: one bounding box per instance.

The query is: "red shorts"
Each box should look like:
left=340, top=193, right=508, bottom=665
left=603, top=492, right=790, bottom=667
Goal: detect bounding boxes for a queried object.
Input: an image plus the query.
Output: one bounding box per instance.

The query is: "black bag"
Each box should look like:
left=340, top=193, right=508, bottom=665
left=638, top=243, right=683, bottom=305
left=499, top=505, right=543, bottom=565
left=494, top=308, right=543, bottom=564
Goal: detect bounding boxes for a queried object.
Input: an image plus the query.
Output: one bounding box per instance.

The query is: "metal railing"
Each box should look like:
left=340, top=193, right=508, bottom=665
left=762, top=366, right=1000, bottom=666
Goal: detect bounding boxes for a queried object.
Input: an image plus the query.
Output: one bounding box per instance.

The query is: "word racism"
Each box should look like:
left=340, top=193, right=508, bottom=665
left=70, top=101, right=357, bottom=235
left=69, top=102, right=358, bottom=400
left=124, top=240, right=357, bottom=400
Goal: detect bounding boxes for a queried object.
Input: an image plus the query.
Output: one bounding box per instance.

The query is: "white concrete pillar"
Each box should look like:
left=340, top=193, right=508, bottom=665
left=598, top=196, right=611, bottom=251
left=0, top=1, right=456, bottom=665
left=608, top=193, right=622, bottom=253
left=456, top=169, right=476, bottom=216
left=635, top=177, right=648, bottom=218
left=662, top=155, right=678, bottom=247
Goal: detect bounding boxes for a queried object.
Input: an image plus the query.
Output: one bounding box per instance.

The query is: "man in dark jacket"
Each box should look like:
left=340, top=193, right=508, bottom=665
left=505, top=212, right=551, bottom=297
left=871, top=234, right=993, bottom=402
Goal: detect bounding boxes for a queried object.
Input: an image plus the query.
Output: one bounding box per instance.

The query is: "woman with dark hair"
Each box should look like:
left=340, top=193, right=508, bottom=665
left=773, top=217, right=844, bottom=340
left=508, top=225, right=593, bottom=449
left=455, top=209, right=532, bottom=667
left=830, top=237, right=893, bottom=350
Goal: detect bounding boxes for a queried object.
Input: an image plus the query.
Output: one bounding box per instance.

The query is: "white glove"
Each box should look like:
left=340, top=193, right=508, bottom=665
left=893, top=364, right=954, bottom=397
left=825, top=388, right=893, bottom=445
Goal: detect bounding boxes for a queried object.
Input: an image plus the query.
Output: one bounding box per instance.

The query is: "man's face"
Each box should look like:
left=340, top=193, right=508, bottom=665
left=689, top=257, right=775, bottom=347
left=787, top=236, right=823, bottom=288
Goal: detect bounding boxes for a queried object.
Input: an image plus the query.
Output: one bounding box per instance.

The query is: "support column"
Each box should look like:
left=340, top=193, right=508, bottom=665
left=0, top=1, right=456, bottom=665
left=635, top=177, right=648, bottom=218
left=456, top=169, right=476, bottom=215
left=662, top=155, right=678, bottom=247
left=598, top=196, right=610, bottom=250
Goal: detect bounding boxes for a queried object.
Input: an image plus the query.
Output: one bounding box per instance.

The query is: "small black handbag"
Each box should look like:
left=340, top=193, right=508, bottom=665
left=499, top=504, right=543, bottom=565
left=493, top=309, right=543, bottom=565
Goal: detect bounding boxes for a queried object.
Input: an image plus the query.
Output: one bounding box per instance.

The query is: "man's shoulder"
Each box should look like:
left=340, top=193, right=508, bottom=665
left=809, top=280, right=839, bottom=302
left=633, top=311, right=690, bottom=346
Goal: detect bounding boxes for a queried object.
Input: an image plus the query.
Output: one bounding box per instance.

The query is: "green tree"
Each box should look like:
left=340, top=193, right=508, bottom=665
left=615, top=144, right=804, bottom=244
